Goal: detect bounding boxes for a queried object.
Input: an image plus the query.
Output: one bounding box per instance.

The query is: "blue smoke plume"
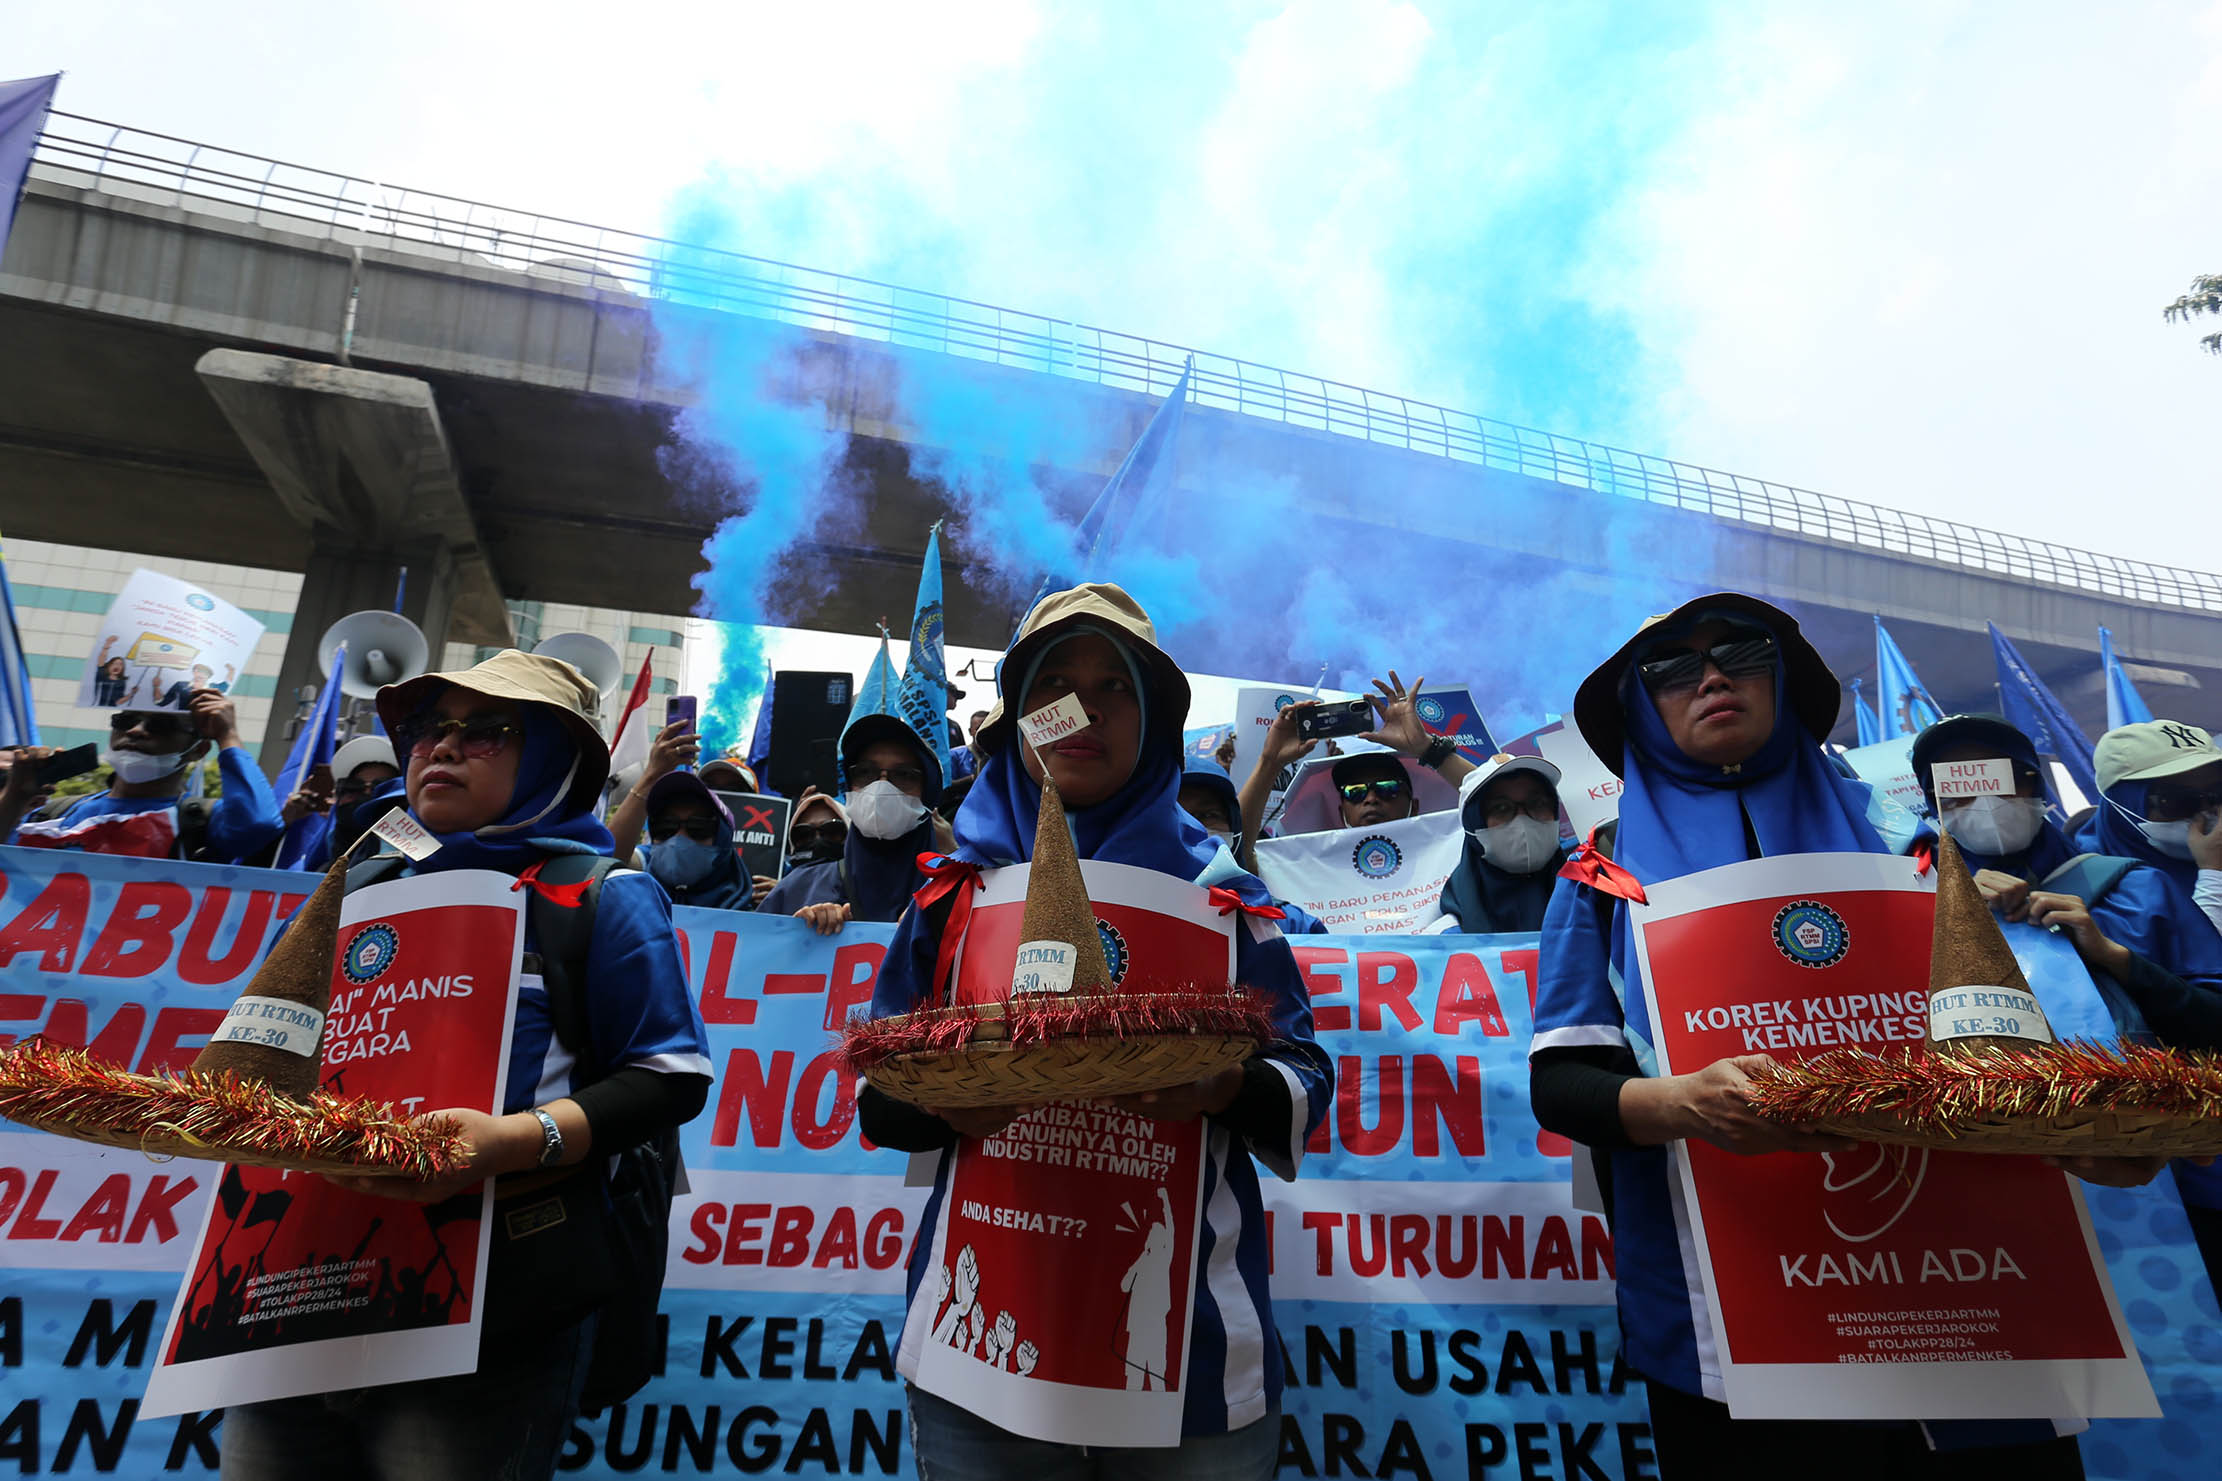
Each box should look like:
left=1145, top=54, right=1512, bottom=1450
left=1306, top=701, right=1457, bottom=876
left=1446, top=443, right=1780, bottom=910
left=650, top=5, right=1724, bottom=743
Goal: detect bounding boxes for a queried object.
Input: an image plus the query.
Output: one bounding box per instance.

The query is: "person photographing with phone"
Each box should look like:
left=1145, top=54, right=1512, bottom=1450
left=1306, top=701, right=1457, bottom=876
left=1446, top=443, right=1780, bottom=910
left=1233, top=671, right=1469, bottom=850
left=608, top=696, right=775, bottom=908
left=3, top=689, right=283, bottom=862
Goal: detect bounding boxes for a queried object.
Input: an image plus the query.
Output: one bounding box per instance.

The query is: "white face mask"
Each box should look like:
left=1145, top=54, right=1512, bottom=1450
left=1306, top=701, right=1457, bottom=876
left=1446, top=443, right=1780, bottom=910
left=2143, top=821, right=2195, bottom=861
left=1942, top=795, right=2046, bottom=856
left=848, top=779, right=929, bottom=841
left=103, top=747, right=190, bottom=785
left=1475, top=814, right=1560, bottom=874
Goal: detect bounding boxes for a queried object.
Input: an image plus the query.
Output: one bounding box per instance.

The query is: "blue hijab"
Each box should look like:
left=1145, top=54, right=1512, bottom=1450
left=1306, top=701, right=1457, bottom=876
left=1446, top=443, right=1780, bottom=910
left=948, top=642, right=1280, bottom=913
left=644, top=781, right=751, bottom=911
left=2086, top=779, right=2197, bottom=891
left=397, top=705, right=614, bottom=874
left=1551, top=619, right=1921, bottom=1071
left=843, top=817, right=943, bottom=923
left=1614, top=635, right=1912, bottom=886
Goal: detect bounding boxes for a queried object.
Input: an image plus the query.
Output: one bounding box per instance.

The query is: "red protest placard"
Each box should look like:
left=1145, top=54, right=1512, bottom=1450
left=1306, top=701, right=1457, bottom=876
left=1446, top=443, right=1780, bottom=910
left=900, top=862, right=1233, bottom=1446
left=1628, top=852, right=2154, bottom=1421
left=142, top=870, right=525, bottom=1417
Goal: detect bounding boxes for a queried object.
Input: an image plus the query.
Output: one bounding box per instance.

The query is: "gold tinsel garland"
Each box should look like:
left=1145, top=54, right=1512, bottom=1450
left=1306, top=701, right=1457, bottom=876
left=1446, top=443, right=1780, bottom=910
left=0, top=1039, right=467, bottom=1178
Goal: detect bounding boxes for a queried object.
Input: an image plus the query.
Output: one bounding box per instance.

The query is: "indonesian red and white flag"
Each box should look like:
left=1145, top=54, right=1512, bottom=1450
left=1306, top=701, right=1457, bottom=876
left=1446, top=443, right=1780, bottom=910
left=606, top=648, right=656, bottom=784
left=13, top=802, right=179, bottom=858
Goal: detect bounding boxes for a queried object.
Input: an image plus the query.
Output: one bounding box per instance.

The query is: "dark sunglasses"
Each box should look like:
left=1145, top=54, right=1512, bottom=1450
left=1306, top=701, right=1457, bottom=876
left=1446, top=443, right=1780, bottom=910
left=395, top=715, right=523, bottom=760
left=790, top=821, right=848, bottom=850
left=1337, top=777, right=1410, bottom=804
left=110, top=711, right=196, bottom=739
left=1635, top=633, right=1779, bottom=695
left=2145, top=785, right=2222, bottom=822
left=649, top=816, right=720, bottom=843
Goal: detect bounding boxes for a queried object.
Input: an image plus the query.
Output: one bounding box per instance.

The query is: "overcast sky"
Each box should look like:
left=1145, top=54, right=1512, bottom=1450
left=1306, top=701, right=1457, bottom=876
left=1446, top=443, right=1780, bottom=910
left=13, top=2, right=2222, bottom=721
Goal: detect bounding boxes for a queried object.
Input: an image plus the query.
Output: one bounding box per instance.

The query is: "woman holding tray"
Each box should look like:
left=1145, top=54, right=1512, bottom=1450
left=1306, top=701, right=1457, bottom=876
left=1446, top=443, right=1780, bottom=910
left=857, top=583, right=1331, bottom=1480
left=1527, top=593, right=2086, bottom=1477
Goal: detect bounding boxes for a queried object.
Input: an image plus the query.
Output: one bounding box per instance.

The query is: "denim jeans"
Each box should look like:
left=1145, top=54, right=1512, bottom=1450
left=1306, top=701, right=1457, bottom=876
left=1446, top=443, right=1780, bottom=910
left=219, top=1314, right=594, bottom=1481
left=907, top=1384, right=1278, bottom=1481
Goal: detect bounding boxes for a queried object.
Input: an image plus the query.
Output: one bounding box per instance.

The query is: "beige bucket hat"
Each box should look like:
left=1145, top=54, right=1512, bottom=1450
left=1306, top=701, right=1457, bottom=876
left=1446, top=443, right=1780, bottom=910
left=375, top=649, right=611, bottom=811
left=975, top=583, right=1191, bottom=758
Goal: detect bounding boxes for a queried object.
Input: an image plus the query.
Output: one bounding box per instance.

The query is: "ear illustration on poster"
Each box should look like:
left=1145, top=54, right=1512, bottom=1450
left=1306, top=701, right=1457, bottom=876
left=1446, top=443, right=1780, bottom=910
left=1817, top=1144, right=1930, bottom=1244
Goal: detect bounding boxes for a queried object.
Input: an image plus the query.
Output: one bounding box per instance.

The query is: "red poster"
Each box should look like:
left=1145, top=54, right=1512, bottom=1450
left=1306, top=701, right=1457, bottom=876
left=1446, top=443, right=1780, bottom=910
left=142, top=870, right=525, bottom=1417
left=1629, top=852, right=2155, bottom=1420
left=899, top=861, right=1231, bottom=1446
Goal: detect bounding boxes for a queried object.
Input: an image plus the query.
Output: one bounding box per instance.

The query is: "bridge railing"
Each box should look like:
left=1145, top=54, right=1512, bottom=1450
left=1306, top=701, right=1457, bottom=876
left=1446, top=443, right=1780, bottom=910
left=27, top=110, right=2222, bottom=614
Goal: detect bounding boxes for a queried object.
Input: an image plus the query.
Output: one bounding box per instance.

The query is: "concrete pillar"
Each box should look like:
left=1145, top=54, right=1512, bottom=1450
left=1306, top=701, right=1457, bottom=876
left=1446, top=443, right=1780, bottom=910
left=260, top=542, right=461, bottom=770
left=191, top=349, right=512, bottom=769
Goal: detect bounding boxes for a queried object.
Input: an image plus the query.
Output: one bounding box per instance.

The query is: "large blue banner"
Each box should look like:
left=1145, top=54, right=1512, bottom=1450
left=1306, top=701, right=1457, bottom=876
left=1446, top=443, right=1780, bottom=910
left=0, top=846, right=2215, bottom=1477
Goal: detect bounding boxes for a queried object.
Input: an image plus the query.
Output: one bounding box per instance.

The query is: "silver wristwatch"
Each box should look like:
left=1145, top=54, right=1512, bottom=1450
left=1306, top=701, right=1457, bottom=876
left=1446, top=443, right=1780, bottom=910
left=531, top=1108, right=564, bottom=1168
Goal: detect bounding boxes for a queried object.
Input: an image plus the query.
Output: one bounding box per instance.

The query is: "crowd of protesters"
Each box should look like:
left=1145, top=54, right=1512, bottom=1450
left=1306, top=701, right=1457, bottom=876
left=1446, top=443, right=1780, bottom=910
left=4, top=580, right=2222, bottom=1481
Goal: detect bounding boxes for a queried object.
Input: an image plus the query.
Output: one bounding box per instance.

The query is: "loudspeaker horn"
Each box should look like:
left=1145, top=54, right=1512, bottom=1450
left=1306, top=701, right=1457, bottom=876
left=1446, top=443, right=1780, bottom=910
left=319, top=610, right=431, bottom=699
left=534, top=632, right=624, bottom=698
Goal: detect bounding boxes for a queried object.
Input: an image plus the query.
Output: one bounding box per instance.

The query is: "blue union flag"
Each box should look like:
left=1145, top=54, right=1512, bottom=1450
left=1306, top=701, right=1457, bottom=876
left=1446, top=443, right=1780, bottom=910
left=895, top=524, right=953, bottom=785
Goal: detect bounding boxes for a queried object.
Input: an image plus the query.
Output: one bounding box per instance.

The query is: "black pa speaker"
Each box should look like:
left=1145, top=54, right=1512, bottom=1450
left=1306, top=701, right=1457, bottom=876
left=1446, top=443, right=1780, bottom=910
left=767, top=670, right=853, bottom=798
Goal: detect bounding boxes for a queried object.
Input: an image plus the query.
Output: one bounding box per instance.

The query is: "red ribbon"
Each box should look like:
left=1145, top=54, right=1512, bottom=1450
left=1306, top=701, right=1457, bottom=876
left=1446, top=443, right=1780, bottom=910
left=1207, top=886, right=1285, bottom=922
left=512, top=858, right=593, bottom=908
left=1557, top=825, right=1648, bottom=905
left=1912, top=843, right=1934, bottom=878
left=911, top=854, right=984, bottom=1006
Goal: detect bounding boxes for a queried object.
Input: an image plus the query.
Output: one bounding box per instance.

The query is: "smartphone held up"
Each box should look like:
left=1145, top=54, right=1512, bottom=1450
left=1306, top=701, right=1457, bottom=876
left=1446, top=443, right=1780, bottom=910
left=1291, top=699, right=1374, bottom=742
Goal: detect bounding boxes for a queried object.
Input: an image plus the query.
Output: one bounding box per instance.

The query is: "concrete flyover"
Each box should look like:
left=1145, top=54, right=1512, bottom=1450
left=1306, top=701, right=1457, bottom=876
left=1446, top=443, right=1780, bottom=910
left=4, top=112, right=2219, bottom=764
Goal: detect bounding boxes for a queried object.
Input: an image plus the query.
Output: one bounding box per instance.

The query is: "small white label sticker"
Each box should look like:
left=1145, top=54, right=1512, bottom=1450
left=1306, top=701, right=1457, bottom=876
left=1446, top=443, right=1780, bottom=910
left=1018, top=693, right=1091, bottom=749
left=1011, top=939, right=1078, bottom=996
left=1933, top=757, right=2015, bottom=800
left=209, top=995, right=326, bottom=1058
left=370, top=808, right=440, bottom=860
left=1928, top=985, right=2054, bottom=1045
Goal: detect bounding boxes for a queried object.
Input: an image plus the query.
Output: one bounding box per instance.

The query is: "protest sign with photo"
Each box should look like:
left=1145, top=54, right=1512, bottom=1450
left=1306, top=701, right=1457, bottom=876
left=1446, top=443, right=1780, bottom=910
left=78, top=568, right=266, bottom=711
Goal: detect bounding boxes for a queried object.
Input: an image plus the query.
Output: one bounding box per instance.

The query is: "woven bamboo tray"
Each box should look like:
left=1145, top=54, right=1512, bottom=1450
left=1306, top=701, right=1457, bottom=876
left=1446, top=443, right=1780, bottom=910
left=0, top=1040, right=466, bottom=1178
left=844, top=990, right=1273, bottom=1111
left=1749, top=1040, right=2222, bottom=1158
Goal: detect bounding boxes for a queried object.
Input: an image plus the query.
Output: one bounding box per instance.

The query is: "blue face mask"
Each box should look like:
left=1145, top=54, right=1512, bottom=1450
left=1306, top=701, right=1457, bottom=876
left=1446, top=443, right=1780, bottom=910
left=648, top=836, right=719, bottom=890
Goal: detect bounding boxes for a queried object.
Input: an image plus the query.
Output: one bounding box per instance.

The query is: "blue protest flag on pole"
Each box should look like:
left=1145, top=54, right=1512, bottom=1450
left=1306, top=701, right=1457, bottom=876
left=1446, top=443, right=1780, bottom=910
left=2100, top=626, right=2155, bottom=731
left=0, top=536, right=40, bottom=748
left=744, top=659, right=776, bottom=781
left=0, top=75, right=59, bottom=259
left=0, top=83, right=60, bottom=746
left=895, top=524, right=954, bottom=784
left=1874, top=617, right=1943, bottom=737
left=1017, top=357, right=1194, bottom=633
left=271, top=643, right=346, bottom=869
left=1849, top=677, right=1883, bottom=748
left=850, top=623, right=897, bottom=727
left=1989, top=622, right=2098, bottom=802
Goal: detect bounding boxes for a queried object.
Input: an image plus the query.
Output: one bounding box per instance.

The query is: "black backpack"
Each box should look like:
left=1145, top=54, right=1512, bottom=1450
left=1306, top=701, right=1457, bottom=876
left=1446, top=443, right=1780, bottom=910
left=346, top=851, right=678, bottom=1412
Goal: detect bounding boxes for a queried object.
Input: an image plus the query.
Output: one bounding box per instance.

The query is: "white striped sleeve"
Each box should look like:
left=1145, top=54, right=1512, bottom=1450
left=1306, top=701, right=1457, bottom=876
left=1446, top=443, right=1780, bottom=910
left=1529, top=1024, right=1627, bottom=1056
